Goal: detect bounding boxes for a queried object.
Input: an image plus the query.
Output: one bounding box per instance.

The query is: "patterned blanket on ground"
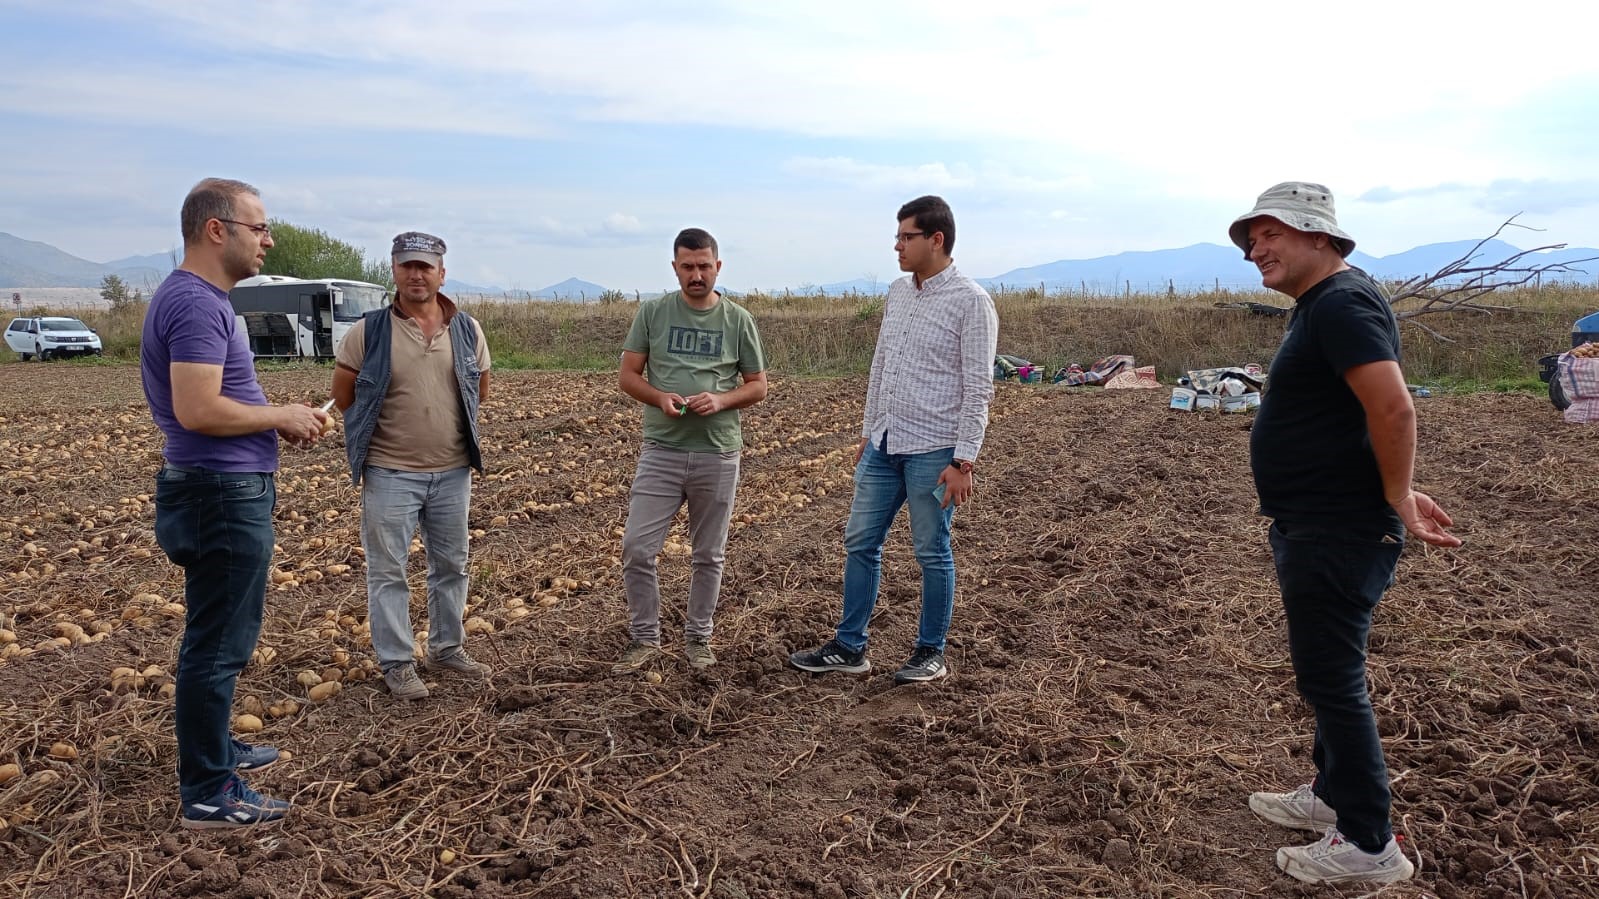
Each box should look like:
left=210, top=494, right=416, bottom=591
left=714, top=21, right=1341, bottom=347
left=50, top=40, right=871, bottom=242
left=1560, top=345, right=1599, bottom=424
left=1054, top=355, right=1134, bottom=386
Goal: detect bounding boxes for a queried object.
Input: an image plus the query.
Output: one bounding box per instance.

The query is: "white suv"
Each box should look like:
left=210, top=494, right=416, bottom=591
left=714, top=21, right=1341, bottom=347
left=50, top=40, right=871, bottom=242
left=5, top=316, right=104, bottom=361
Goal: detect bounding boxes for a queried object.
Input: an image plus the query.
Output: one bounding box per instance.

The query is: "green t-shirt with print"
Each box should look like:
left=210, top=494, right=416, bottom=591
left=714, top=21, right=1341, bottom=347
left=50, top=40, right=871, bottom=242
left=622, top=291, right=766, bottom=452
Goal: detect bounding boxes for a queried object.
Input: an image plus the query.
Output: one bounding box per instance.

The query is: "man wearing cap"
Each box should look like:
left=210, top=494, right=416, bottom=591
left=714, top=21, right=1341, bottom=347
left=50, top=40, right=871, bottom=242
left=143, top=178, right=330, bottom=829
left=614, top=227, right=768, bottom=672
left=332, top=231, right=492, bottom=701
left=1229, top=182, right=1461, bottom=884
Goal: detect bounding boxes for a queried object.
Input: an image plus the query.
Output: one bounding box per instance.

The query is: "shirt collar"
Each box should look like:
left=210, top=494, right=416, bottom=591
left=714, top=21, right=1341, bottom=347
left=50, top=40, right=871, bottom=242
left=914, top=262, right=958, bottom=292
left=391, top=292, right=457, bottom=323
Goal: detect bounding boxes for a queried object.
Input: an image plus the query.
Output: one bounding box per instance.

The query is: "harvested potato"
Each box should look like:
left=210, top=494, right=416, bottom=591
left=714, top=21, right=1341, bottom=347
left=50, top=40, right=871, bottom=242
left=308, top=681, right=341, bottom=702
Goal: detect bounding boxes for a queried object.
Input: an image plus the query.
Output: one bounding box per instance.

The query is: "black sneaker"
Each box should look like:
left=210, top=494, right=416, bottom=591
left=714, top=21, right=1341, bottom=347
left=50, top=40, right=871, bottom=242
left=893, top=647, right=947, bottom=684
left=180, top=775, right=290, bottom=830
left=789, top=639, right=870, bottom=674
left=231, top=737, right=280, bottom=772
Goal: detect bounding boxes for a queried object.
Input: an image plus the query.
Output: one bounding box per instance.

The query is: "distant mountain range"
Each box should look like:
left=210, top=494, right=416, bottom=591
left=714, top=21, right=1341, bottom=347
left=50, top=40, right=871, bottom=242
left=0, top=232, right=171, bottom=290
left=0, top=231, right=610, bottom=300
left=818, top=240, right=1599, bottom=295
left=5, top=230, right=1597, bottom=299
left=446, top=276, right=609, bottom=300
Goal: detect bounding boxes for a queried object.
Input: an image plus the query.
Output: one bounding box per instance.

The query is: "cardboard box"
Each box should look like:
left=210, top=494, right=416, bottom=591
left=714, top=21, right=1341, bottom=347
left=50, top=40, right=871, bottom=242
left=1221, top=393, right=1261, bottom=413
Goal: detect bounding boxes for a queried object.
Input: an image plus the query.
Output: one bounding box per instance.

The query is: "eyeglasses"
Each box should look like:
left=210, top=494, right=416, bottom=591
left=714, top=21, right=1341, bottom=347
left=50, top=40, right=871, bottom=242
left=895, top=231, right=928, bottom=243
left=218, top=219, right=272, bottom=237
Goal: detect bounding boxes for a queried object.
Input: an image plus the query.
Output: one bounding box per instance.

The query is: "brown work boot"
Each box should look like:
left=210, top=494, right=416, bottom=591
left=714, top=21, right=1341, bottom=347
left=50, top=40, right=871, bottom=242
left=685, top=638, right=717, bottom=669
left=612, top=641, right=660, bottom=673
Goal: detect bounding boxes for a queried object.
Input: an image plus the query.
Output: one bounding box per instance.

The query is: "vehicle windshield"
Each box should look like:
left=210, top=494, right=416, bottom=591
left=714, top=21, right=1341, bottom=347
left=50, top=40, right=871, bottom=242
left=40, top=319, right=90, bottom=332
left=332, top=284, right=388, bottom=322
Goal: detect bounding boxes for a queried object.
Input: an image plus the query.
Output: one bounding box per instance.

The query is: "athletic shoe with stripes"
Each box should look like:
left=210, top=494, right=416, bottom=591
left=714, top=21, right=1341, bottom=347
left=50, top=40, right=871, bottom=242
left=1276, top=828, right=1415, bottom=884
left=181, top=775, right=290, bottom=830
left=231, top=737, right=279, bottom=772
left=893, top=646, right=948, bottom=684
left=1250, top=783, right=1338, bottom=832
left=789, top=639, right=870, bottom=674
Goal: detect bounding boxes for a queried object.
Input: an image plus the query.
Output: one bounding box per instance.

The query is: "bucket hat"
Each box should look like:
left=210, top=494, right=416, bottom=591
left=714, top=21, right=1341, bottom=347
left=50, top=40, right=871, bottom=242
left=1229, top=182, right=1355, bottom=258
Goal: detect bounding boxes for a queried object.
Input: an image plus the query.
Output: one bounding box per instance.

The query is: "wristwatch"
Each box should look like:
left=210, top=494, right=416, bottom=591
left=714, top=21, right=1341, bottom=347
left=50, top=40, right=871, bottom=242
left=949, top=459, right=974, bottom=475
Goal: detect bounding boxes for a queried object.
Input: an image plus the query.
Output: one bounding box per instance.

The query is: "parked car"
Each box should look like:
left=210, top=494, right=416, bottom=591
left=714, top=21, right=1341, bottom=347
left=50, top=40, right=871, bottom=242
left=4, top=316, right=104, bottom=361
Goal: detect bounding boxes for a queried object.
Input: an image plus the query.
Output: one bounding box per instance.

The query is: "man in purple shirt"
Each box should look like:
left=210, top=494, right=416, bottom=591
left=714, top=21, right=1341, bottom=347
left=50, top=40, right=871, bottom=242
left=141, top=178, right=327, bottom=829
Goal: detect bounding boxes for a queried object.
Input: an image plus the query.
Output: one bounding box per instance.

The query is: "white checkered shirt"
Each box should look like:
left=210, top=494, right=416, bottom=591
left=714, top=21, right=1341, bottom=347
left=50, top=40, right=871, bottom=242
left=861, top=264, right=999, bottom=461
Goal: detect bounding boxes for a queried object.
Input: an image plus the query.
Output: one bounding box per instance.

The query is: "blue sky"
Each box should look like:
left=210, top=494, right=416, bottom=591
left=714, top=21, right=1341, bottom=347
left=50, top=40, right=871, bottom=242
left=2, top=0, right=1597, bottom=292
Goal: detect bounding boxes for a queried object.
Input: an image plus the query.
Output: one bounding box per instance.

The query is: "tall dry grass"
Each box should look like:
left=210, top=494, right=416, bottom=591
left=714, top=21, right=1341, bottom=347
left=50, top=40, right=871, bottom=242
left=16, top=286, right=1596, bottom=387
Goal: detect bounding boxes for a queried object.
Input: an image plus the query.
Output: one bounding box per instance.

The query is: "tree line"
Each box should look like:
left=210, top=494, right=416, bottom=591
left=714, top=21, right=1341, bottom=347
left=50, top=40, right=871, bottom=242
left=99, top=220, right=394, bottom=310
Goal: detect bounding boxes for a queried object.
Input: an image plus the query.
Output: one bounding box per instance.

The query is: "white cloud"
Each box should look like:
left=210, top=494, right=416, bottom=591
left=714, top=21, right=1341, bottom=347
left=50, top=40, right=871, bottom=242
left=0, top=67, right=555, bottom=140
left=601, top=213, right=642, bottom=234
left=6, top=0, right=1599, bottom=286
left=783, top=158, right=973, bottom=192
left=28, top=0, right=1596, bottom=167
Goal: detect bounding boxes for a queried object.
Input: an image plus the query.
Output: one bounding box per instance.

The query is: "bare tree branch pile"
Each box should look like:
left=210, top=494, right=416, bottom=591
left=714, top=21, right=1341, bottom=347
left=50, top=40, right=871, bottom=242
left=1385, top=215, right=1599, bottom=341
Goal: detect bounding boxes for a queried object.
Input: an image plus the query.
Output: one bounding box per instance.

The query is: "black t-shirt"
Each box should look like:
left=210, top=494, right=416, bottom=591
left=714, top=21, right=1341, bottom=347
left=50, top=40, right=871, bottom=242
left=1250, top=268, right=1402, bottom=527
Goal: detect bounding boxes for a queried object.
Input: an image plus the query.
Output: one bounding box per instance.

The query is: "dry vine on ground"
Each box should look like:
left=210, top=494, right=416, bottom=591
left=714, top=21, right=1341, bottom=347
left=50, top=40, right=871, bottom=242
left=0, top=366, right=1595, bottom=898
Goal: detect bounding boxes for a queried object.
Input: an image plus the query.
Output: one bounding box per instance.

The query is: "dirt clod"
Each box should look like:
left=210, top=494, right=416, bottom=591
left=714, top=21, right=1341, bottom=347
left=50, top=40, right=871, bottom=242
left=0, top=368, right=1593, bottom=898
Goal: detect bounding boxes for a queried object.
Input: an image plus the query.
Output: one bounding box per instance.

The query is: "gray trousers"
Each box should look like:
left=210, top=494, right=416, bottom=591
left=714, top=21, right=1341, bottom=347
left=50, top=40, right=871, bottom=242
left=361, top=466, right=471, bottom=671
left=621, top=442, right=741, bottom=643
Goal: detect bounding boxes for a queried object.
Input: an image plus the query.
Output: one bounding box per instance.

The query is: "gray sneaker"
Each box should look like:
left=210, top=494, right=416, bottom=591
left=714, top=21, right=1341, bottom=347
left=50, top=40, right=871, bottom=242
left=1276, top=828, right=1415, bottom=884
left=612, top=641, right=660, bottom=672
left=685, top=638, right=717, bottom=669
left=1249, top=783, right=1338, bottom=832
left=383, top=663, right=429, bottom=700
left=426, top=649, right=492, bottom=678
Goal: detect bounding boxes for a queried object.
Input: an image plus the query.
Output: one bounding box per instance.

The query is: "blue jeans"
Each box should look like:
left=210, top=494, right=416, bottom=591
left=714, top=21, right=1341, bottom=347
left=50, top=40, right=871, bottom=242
left=835, top=442, right=956, bottom=654
left=1269, top=518, right=1404, bottom=852
left=361, top=466, right=472, bottom=671
left=153, top=466, right=276, bottom=804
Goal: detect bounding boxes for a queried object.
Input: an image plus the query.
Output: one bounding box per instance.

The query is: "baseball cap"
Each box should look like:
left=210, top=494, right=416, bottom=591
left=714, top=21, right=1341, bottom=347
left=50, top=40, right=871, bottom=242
left=392, top=231, right=446, bottom=266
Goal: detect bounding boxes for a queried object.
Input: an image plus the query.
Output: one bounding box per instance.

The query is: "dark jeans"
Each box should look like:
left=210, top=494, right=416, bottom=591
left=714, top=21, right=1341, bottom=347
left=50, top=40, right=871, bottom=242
left=154, top=467, right=276, bottom=803
left=1269, top=518, right=1403, bottom=852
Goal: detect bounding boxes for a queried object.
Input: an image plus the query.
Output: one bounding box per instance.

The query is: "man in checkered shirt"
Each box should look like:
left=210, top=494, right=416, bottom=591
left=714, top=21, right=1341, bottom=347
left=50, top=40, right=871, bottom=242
left=791, top=195, right=999, bottom=684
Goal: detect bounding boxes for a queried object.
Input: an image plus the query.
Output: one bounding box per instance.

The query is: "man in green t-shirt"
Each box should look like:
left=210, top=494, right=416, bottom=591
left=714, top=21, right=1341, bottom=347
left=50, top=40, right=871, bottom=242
left=615, top=228, right=768, bottom=671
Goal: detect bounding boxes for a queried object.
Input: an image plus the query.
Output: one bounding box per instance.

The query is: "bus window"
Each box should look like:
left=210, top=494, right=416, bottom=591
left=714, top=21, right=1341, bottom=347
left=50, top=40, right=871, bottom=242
left=333, top=284, right=388, bottom=321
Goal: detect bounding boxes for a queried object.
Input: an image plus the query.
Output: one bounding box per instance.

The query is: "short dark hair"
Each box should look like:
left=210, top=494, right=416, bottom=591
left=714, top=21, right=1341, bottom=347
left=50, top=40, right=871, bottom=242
left=897, top=195, right=956, bottom=255
left=673, top=227, right=718, bottom=259
left=181, top=178, right=260, bottom=245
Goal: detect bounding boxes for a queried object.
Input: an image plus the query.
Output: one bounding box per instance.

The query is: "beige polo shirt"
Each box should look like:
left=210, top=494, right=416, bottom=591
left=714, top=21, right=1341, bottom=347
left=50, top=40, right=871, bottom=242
left=335, top=300, right=491, bottom=473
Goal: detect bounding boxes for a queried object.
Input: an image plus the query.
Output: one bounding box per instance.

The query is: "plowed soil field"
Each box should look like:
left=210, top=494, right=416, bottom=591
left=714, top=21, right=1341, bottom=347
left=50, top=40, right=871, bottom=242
left=1, top=364, right=1595, bottom=898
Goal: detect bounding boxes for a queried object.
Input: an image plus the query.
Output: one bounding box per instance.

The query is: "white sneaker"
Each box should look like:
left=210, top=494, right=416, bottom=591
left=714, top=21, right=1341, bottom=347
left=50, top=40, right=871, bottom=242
left=1249, top=783, right=1337, bottom=832
left=1276, top=827, right=1415, bottom=884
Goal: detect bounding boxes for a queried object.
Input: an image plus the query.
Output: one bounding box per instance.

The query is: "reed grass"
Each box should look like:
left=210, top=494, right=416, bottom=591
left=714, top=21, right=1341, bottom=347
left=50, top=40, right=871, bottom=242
left=24, top=285, right=1596, bottom=390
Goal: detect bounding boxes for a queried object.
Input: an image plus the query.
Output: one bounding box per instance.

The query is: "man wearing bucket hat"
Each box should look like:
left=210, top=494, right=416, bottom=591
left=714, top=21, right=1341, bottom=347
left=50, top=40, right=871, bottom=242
left=332, top=231, right=493, bottom=701
left=1230, top=182, right=1460, bottom=885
